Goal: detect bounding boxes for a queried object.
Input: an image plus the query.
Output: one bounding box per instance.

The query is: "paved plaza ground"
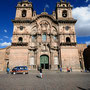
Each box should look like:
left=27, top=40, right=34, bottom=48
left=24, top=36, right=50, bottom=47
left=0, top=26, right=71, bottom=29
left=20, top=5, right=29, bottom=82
left=0, top=70, right=90, bottom=90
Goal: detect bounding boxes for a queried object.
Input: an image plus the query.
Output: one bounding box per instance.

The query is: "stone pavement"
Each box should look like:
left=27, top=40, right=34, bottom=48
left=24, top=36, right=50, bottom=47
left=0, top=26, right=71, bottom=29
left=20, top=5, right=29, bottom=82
left=0, top=70, right=90, bottom=90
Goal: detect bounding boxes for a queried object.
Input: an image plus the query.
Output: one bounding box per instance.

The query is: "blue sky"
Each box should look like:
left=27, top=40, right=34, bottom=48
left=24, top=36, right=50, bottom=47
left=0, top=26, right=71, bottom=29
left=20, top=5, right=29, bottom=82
left=0, top=0, right=90, bottom=48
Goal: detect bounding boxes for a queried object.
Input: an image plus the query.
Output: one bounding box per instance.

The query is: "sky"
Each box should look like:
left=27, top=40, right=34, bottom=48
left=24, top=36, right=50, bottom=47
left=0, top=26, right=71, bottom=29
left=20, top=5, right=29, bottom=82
left=0, top=0, right=90, bottom=48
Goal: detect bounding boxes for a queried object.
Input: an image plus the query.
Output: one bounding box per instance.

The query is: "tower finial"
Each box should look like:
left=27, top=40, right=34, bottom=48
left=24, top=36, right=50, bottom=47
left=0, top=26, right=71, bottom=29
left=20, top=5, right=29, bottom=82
left=60, top=0, right=63, bottom=2
left=44, top=8, right=46, bottom=12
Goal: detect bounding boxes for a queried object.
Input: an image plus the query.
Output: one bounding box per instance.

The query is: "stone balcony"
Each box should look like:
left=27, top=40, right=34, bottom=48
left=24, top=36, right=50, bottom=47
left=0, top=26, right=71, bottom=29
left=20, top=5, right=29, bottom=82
left=12, top=42, right=28, bottom=46
left=60, top=42, right=77, bottom=46
left=29, top=43, right=37, bottom=50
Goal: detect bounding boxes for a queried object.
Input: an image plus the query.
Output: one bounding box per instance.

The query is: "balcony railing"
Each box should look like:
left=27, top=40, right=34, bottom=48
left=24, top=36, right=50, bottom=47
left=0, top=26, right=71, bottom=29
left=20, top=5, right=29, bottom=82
left=12, top=42, right=28, bottom=46
left=60, top=42, right=76, bottom=46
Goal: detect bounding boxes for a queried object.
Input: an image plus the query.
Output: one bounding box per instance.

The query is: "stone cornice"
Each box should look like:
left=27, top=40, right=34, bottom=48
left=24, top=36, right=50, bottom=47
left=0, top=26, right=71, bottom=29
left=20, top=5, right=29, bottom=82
left=13, top=33, right=29, bottom=35
left=12, top=42, right=28, bottom=46
left=57, top=19, right=77, bottom=23
left=56, top=6, right=73, bottom=9
left=12, top=17, right=76, bottom=24
left=12, top=20, right=32, bottom=23
left=60, top=42, right=77, bottom=46
left=16, top=6, right=33, bottom=8
left=58, top=33, right=76, bottom=35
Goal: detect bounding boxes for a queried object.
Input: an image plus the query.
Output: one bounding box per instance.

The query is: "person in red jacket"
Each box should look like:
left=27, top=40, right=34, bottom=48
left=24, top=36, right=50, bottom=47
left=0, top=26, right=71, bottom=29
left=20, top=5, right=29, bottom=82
left=67, top=67, right=70, bottom=72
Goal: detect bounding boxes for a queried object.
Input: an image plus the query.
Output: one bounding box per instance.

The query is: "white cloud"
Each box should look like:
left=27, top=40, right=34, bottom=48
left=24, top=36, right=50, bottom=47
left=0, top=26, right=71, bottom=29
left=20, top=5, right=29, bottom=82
left=72, top=5, right=90, bottom=36
left=4, top=30, right=7, bottom=33
left=45, top=4, right=49, bottom=9
left=4, top=36, right=9, bottom=38
left=10, top=37, right=13, bottom=41
left=0, top=42, right=11, bottom=46
left=86, top=41, right=90, bottom=45
left=86, top=0, right=88, bottom=2
left=85, top=0, right=90, bottom=2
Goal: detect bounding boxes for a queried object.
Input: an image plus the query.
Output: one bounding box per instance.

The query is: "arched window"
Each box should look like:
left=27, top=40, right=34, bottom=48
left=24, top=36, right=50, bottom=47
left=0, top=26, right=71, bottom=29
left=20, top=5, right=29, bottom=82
left=53, top=35, right=57, bottom=41
left=62, top=10, right=67, bottom=17
left=32, top=35, right=36, bottom=42
left=63, top=5, right=65, bottom=7
left=18, top=37, right=23, bottom=43
left=42, top=33, right=46, bottom=42
left=22, top=10, right=27, bottom=17
left=66, top=37, right=70, bottom=43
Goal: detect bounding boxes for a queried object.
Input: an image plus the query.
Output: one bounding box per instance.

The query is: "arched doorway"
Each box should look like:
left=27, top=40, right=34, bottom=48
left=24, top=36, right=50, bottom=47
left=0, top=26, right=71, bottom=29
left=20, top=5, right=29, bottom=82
left=40, top=55, right=49, bottom=69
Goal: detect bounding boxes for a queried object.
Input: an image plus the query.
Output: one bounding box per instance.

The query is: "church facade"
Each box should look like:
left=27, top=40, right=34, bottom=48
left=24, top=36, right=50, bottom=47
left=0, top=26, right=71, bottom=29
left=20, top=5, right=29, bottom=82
left=0, top=0, right=87, bottom=71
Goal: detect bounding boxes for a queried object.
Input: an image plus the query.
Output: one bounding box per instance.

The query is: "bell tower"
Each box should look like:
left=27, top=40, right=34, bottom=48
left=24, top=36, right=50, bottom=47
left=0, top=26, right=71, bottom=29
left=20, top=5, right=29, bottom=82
left=56, top=0, right=73, bottom=19
left=15, top=0, right=33, bottom=19
left=12, top=0, right=33, bottom=45
left=55, top=0, right=80, bottom=71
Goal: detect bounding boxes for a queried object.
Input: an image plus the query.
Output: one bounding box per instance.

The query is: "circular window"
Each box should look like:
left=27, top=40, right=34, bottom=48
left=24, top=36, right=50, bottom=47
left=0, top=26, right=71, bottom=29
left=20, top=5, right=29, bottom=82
left=65, top=26, right=70, bottom=31
left=20, top=26, right=23, bottom=30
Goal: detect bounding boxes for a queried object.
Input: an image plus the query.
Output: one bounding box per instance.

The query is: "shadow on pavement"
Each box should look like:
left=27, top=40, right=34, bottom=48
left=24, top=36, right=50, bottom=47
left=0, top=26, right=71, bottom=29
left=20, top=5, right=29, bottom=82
left=77, top=86, right=90, bottom=90
left=36, top=75, right=41, bottom=78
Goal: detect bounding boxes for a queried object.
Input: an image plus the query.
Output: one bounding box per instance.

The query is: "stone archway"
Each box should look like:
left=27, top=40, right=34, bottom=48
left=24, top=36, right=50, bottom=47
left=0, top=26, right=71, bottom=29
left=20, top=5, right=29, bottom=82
left=40, top=55, right=49, bottom=69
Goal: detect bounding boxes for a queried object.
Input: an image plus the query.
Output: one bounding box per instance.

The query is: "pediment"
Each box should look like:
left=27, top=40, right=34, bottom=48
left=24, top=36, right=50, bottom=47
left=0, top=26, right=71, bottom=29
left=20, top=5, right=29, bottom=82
left=33, top=14, right=58, bottom=24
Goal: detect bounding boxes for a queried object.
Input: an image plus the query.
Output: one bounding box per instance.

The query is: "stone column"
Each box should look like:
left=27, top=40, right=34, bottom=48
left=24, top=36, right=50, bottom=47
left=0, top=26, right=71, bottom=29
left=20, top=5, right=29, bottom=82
left=50, top=50, right=54, bottom=69
left=34, top=50, right=37, bottom=70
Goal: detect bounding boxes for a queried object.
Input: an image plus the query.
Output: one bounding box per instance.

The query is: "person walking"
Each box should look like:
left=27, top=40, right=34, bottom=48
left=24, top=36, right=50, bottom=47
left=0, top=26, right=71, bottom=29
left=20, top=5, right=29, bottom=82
left=70, top=67, right=72, bottom=72
left=60, top=66, right=62, bottom=72
left=40, top=67, right=43, bottom=79
left=6, top=67, right=10, bottom=74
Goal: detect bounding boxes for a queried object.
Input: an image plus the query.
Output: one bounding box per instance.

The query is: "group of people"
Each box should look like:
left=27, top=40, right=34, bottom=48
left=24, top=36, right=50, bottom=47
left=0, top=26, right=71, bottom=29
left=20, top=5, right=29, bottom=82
left=6, top=66, right=73, bottom=78
left=39, top=66, right=72, bottom=79
left=67, top=67, right=72, bottom=72
left=60, top=67, right=72, bottom=72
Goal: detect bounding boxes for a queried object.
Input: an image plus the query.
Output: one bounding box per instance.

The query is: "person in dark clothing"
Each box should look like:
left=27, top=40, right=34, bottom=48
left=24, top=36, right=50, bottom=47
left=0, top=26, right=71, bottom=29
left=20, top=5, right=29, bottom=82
left=67, top=67, right=70, bottom=72
left=40, top=68, right=43, bottom=78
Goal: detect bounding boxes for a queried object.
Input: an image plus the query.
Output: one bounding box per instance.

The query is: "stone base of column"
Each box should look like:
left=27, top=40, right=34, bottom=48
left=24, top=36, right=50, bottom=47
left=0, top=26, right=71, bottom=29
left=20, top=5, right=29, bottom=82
left=51, top=65, right=58, bottom=70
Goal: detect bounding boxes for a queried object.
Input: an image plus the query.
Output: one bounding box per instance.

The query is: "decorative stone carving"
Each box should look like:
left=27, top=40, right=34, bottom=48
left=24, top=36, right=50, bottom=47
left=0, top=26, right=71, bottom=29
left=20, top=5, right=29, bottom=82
left=31, top=26, right=37, bottom=35
left=40, top=21, right=50, bottom=31
left=51, top=27, right=57, bottom=35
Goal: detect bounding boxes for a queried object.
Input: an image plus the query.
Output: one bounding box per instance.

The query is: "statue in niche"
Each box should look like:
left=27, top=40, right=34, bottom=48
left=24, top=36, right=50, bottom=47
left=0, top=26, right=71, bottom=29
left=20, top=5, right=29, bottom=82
left=51, top=27, right=57, bottom=35
left=41, top=43, right=46, bottom=51
left=40, top=21, right=50, bottom=31
left=31, top=26, right=37, bottom=35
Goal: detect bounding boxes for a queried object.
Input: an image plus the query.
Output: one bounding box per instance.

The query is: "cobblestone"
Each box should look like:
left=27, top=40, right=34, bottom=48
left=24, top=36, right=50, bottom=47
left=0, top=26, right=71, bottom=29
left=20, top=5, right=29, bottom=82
left=0, top=71, right=90, bottom=90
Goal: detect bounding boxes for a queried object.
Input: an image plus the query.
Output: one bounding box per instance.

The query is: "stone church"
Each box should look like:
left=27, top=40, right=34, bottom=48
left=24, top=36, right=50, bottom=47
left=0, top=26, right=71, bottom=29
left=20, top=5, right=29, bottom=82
left=0, top=0, right=87, bottom=71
